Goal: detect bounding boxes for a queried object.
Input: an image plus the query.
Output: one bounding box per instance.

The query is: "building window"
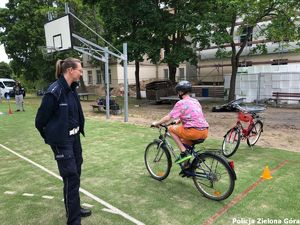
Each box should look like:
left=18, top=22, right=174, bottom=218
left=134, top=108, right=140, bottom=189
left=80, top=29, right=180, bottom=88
left=164, top=69, right=169, bottom=79
left=240, top=27, right=253, bottom=46
left=88, top=70, right=93, bottom=84
left=102, top=69, right=112, bottom=84
left=96, top=70, right=101, bottom=84
left=271, top=59, right=288, bottom=65
left=179, top=68, right=185, bottom=80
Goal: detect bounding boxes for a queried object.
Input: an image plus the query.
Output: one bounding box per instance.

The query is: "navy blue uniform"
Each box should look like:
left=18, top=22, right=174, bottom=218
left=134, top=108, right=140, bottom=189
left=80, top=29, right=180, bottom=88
left=35, top=75, right=85, bottom=225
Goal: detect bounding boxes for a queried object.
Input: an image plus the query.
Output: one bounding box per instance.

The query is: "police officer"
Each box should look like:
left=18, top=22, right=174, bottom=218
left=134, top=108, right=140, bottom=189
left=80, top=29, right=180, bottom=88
left=13, top=80, right=25, bottom=111
left=35, top=57, right=91, bottom=225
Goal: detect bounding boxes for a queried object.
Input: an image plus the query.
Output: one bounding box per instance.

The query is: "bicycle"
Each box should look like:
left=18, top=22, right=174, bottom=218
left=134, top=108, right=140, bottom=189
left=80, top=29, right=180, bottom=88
left=222, top=103, right=265, bottom=157
left=144, top=124, right=236, bottom=201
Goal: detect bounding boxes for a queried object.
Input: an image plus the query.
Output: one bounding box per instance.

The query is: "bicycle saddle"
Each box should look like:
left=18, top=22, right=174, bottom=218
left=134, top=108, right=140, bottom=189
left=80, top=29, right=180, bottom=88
left=192, top=139, right=205, bottom=145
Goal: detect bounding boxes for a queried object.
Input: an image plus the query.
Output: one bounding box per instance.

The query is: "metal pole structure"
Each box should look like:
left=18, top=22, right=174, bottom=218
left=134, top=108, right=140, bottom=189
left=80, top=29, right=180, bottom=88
left=257, top=72, right=261, bottom=105
left=104, top=47, right=110, bottom=119
left=123, top=43, right=128, bottom=122
left=65, top=3, right=69, bottom=14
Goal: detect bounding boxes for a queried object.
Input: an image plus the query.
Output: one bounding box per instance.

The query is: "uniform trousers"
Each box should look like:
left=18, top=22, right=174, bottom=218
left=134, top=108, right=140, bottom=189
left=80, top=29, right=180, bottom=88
left=15, top=94, right=24, bottom=111
left=51, top=134, right=83, bottom=225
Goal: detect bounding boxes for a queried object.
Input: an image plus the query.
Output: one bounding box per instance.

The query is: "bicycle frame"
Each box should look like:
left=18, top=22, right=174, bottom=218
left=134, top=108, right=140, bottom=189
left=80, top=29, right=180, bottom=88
left=233, top=104, right=262, bottom=140
left=145, top=124, right=237, bottom=200
left=236, top=115, right=255, bottom=139
left=156, top=125, right=235, bottom=180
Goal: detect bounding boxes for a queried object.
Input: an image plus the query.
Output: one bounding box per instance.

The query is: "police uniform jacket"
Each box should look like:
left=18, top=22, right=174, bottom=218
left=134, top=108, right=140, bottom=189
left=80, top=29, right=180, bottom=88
left=35, top=76, right=85, bottom=145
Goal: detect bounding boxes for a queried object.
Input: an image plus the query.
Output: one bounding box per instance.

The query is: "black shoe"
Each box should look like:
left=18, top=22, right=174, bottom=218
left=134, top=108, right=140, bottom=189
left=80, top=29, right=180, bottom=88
left=80, top=207, right=92, bottom=217
left=15, top=109, right=20, bottom=112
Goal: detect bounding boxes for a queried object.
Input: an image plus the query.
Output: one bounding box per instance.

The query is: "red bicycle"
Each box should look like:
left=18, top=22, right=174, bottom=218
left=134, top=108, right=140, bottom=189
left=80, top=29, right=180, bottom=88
left=221, top=104, right=265, bottom=157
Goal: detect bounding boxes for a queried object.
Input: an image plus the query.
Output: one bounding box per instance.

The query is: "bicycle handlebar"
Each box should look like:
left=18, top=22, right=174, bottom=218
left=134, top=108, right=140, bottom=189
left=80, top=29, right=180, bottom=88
left=232, top=103, right=264, bottom=117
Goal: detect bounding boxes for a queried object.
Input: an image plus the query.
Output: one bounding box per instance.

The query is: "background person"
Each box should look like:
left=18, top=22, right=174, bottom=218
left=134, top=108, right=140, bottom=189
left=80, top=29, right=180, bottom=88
left=13, top=81, right=25, bottom=111
left=152, top=80, right=209, bottom=164
left=35, top=57, right=91, bottom=225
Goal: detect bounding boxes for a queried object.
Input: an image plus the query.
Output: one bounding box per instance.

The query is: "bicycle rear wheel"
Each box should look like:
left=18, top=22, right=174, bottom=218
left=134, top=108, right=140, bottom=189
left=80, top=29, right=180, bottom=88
left=247, top=120, right=263, bottom=146
left=192, top=152, right=235, bottom=201
left=144, top=140, right=172, bottom=181
left=222, top=128, right=241, bottom=157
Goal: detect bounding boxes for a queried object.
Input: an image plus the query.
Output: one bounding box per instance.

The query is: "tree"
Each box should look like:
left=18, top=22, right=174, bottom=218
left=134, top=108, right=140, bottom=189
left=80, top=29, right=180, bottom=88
left=150, top=0, right=201, bottom=83
left=197, top=0, right=300, bottom=101
left=89, top=0, right=161, bottom=99
left=0, top=0, right=56, bottom=82
left=92, top=0, right=207, bottom=99
left=0, top=0, right=100, bottom=85
left=0, top=62, right=13, bottom=78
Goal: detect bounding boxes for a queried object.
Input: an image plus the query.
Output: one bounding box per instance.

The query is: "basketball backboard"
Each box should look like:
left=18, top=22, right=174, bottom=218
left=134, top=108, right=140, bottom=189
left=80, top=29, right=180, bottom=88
left=44, top=14, right=72, bottom=53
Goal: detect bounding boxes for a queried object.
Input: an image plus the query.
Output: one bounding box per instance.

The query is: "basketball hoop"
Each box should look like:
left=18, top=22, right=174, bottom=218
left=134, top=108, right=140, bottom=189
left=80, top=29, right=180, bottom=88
left=39, top=46, right=58, bottom=61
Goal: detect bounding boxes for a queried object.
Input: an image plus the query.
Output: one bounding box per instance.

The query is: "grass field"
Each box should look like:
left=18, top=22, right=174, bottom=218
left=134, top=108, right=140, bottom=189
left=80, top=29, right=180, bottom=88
left=0, top=97, right=299, bottom=225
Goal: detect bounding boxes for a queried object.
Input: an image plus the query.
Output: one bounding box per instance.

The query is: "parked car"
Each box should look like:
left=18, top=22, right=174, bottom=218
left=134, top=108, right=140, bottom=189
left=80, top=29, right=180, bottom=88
left=0, top=78, right=15, bottom=98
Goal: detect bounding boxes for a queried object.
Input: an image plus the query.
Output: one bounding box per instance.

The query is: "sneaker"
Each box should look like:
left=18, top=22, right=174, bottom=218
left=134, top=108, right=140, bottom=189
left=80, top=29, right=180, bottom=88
left=175, top=151, right=192, bottom=164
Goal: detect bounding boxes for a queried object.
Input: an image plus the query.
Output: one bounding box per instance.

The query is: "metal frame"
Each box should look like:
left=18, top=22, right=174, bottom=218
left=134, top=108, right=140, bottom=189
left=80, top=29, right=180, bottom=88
left=45, top=4, right=129, bottom=122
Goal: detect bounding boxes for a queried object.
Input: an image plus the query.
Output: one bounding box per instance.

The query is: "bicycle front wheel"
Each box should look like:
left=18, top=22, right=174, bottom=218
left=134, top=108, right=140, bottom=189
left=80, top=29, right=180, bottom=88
left=144, top=140, right=172, bottom=181
left=222, top=128, right=241, bottom=157
left=192, top=153, right=235, bottom=201
left=247, top=120, right=263, bottom=146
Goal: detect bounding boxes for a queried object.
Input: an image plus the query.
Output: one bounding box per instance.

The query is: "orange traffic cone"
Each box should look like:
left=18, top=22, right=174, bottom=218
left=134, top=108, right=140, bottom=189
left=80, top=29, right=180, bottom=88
left=261, top=166, right=272, bottom=180
left=8, top=101, right=13, bottom=115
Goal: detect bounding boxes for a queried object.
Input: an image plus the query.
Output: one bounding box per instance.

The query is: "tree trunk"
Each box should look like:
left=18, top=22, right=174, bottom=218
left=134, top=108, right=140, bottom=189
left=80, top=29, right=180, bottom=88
left=168, top=64, right=177, bottom=83
left=135, top=61, right=141, bottom=99
left=228, top=55, right=239, bottom=101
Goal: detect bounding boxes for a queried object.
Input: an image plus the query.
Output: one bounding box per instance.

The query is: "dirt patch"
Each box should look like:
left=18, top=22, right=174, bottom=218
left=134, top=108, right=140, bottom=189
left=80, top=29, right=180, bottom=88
left=82, top=101, right=300, bottom=153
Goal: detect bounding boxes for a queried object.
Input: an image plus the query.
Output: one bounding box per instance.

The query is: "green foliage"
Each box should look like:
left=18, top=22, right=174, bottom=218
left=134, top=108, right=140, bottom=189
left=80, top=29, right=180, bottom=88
left=0, top=62, right=13, bottom=78
left=250, top=44, right=268, bottom=55
left=95, top=0, right=159, bottom=62
left=151, top=0, right=204, bottom=81
left=216, top=48, right=232, bottom=59
left=93, top=0, right=206, bottom=83
left=0, top=0, right=100, bottom=83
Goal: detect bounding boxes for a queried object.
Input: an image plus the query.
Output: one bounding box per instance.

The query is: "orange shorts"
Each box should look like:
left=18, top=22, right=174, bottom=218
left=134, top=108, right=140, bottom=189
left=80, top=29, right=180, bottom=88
left=169, top=125, right=208, bottom=146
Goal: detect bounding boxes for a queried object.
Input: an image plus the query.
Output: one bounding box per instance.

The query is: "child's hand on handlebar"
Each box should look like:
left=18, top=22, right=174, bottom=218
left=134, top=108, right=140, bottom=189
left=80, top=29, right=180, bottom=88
left=151, top=121, right=160, bottom=127
left=174, top=119, right=181, bottom=124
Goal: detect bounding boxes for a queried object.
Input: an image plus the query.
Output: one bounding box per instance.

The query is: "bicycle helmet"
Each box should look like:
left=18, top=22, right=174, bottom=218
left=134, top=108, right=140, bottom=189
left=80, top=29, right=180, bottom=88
left=175, top=81, right=192, bottom=94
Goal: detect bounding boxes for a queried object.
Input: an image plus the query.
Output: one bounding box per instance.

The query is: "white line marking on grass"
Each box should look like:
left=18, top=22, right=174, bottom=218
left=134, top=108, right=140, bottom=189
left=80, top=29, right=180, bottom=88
left=4, top=191, right=16, bottom=195
left=102, top=208, right=119, bottom=214
left=22, top=193, right=34, bottom=197
left=81, top=203, right=94, bottom=208
left=0, top=144, right=145, bottom=225
left=42, top=195, right=54, bottom=199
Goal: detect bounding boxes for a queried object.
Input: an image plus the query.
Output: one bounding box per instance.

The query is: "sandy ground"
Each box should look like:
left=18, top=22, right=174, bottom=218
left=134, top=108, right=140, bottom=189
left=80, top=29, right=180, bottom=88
left=82, top=101, right=300, bottom=153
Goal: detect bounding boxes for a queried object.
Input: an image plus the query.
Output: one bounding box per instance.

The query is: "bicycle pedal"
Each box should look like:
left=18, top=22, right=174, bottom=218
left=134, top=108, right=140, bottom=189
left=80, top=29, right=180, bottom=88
left=179, top=169, right=192, bottom=178
left=179, top=170, right=187, bottom=177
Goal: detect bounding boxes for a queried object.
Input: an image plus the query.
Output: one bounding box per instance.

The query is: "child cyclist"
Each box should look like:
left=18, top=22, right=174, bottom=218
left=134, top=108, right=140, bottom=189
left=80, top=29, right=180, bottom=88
left=151, top=81, right=209, bottom=164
